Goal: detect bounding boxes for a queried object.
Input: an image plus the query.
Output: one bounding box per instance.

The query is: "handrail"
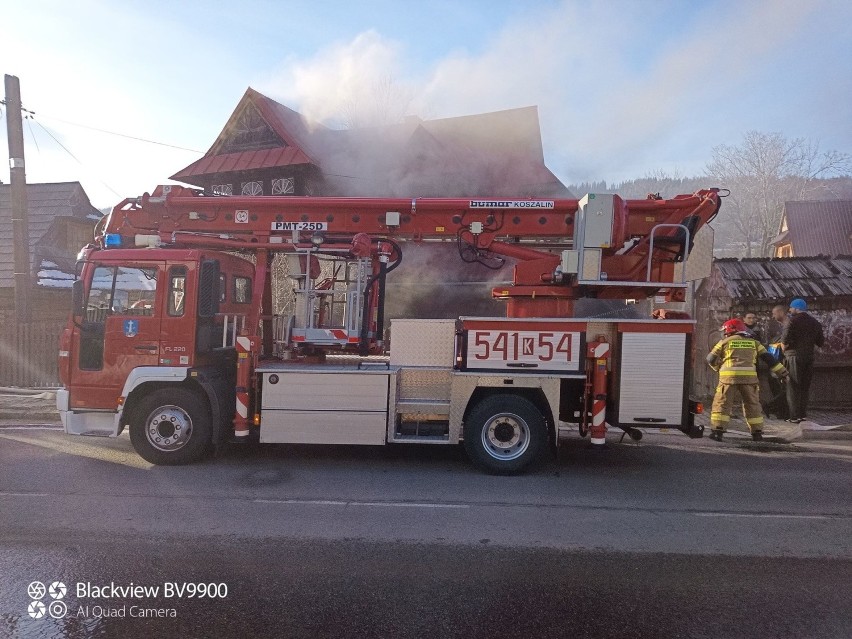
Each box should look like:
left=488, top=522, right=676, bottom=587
left=219, top=313, right=247, bottom=347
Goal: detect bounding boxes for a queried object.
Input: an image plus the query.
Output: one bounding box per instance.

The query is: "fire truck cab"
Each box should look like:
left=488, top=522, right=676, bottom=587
left=59, top=250, right=254, bottom=453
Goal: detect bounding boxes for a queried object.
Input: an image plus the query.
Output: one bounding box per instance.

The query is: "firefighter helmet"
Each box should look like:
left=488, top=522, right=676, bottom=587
left=722, top=319, right=746, bottom=335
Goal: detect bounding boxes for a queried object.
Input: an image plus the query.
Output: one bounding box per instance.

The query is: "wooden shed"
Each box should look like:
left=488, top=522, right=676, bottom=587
left=0, top=182, right=100, bottom=386
left=694, top=256, right=852, bottom=407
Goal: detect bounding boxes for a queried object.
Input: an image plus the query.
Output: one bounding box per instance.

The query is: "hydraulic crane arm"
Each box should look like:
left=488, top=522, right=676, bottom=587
left=102, top=187, right=718, bottom=248
left=98, top=186, right=721, bottom=317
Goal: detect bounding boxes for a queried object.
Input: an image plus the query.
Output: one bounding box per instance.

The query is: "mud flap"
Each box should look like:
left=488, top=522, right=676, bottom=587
left=680, top=410, right=705, bottom=439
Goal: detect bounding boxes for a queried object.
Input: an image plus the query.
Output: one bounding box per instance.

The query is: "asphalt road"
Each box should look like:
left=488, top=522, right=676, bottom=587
left=1, top=425, right=851, bottom=638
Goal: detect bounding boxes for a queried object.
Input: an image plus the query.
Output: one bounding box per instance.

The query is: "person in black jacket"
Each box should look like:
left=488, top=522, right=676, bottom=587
left=781, top=298, right=825, bottom=422
left=762, top=305, right=789, bottom=419
left=743, top=311, right=772, bottom=415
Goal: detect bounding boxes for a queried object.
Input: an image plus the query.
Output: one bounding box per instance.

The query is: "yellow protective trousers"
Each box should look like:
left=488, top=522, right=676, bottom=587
left=710, top=383, right=764, bottom=434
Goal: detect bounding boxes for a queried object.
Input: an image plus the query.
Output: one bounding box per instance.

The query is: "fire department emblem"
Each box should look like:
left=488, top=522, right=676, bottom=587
left=123, top=319, right=139, bottom=338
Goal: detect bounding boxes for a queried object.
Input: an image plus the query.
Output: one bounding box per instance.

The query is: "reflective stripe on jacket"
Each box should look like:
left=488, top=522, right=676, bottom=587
left=706, top=333, right=785, bottom=384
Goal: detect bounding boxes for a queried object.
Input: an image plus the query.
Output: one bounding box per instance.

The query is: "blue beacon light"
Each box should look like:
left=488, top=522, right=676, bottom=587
left=104, top=234, right=122, bottom=248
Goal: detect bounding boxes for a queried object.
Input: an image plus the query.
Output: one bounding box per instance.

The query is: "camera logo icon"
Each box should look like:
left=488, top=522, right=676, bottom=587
left=27, top=582, right=46, bottom=601
left=27, top=580, right=68, bottom=619
left=27, top=601, right=46, bottom=619
left=49, top=582, right=67, bottom=599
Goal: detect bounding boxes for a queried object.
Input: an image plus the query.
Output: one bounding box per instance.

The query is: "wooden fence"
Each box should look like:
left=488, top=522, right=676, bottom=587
left=0, top=320, right=66, bottom=387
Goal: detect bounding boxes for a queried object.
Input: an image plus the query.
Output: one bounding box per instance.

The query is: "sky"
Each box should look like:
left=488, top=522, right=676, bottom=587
left=1, top=0, right=851, bottom=208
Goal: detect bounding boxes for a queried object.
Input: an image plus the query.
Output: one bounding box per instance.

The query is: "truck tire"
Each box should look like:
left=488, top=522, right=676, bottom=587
left=129, top=388, right=212, bottom=465
left=463, top=395, right=547, bottom=475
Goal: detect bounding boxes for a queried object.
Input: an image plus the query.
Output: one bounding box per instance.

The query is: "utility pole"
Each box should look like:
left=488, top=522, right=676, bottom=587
left=4, top=74, right=31, bottom=322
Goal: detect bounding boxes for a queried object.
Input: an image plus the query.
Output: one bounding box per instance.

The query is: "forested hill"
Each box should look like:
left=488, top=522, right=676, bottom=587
left=569, top=177, right=717, bottom=200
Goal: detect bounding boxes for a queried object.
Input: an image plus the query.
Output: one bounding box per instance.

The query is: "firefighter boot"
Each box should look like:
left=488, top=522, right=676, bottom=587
left=751, top=431, right=763, bottom=442
left=709, top=430, right=724, bottom=442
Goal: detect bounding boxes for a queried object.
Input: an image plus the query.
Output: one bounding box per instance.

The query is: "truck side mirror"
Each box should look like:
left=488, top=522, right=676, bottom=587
left=197, top=259, right=221, bottom=318
left=72, top=279, right=85, bottom=317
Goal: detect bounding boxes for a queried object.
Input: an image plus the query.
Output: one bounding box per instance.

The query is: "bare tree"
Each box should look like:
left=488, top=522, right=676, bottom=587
left=706, top=131, right=851, bottom=257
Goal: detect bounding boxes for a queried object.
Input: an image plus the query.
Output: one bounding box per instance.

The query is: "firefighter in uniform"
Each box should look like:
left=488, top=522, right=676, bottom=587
left=707, top=319, right=788, bottom=441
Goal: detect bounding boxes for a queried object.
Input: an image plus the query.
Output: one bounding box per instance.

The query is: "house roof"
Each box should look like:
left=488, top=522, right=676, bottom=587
left=171, top=88, right=569, bottom=197
left=171, top=88, right=324, bottom=181
left=171, top=146, right=315, bottom=180
left=772, top=200, right=852, bottom=256
left=712, top=255, right=852, bottom=300
left=0, top=182, right=100, bottom=287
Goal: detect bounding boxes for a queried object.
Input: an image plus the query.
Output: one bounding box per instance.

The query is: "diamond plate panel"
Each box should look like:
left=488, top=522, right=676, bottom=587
left=399, top=368, right=453, bottom=400
left=389, top=319, right=457, bottom=367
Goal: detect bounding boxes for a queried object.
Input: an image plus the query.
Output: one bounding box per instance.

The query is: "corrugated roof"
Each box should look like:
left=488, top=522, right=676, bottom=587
left=713, top=255, right=852, bottom=300
left=0, top=182, right=100, bottom=287
left=172, top=146, right=314, bottom=180
left=774, top=200, right=852, bottom=256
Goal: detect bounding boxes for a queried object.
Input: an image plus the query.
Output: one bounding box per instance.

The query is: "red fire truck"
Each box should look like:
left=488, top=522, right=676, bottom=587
left=58, top=187, right=721, bottom=473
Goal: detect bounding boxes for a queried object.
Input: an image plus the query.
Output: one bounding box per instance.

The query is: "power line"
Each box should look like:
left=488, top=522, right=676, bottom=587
left=32, top=120, right=122, bottom=197
left=25, top=117, right=40, bottom=153
left=36, top=112, right=204, bottom=153
left=0, top=101, right=201, bottom=153
left=0, top=100, right=191, bottom=197
left=2, top=98, right=195, bottom=200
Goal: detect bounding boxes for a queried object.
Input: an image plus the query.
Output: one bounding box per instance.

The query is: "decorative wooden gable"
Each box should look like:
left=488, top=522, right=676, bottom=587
left=213, top=101, right=286, bottom=155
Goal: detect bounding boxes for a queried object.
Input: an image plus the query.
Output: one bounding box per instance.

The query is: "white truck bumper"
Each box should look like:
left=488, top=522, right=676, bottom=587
left=57, top=388, right=122, bottom=437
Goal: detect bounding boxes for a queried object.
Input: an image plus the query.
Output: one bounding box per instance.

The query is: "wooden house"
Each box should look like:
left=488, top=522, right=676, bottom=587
left=170, top=87, right=570, bottom=198
left=772, top=200, right=852, bottom=257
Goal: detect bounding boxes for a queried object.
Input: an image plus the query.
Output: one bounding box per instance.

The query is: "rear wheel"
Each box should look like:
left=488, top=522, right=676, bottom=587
left=463, top=395, right=547, bottom=475
left=129, top=388, right=211, bottom=465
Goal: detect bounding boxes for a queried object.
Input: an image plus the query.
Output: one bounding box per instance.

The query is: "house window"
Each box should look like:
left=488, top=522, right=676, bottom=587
left=241, top=181, right=263, bottom=196
left=212, top=184, right=233, bottom=196
left=272, top=177, right=295, bottom=195
left=777, top=244, right=793, bottom=258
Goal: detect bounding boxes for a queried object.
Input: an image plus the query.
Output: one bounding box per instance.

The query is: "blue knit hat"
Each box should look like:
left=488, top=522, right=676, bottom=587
left=790, top=298, right=807, bottom=311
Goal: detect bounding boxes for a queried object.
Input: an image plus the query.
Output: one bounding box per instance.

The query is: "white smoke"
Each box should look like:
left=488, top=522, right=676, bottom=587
left=267, top=31, right=414, bottom=129
left=260, top=0, right=842, bottom=184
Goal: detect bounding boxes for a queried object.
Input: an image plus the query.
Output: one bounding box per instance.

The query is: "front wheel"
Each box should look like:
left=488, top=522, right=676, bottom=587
left=463, top=395, right=547, bottom=475
left=129, top=387, right=212, bottom=465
